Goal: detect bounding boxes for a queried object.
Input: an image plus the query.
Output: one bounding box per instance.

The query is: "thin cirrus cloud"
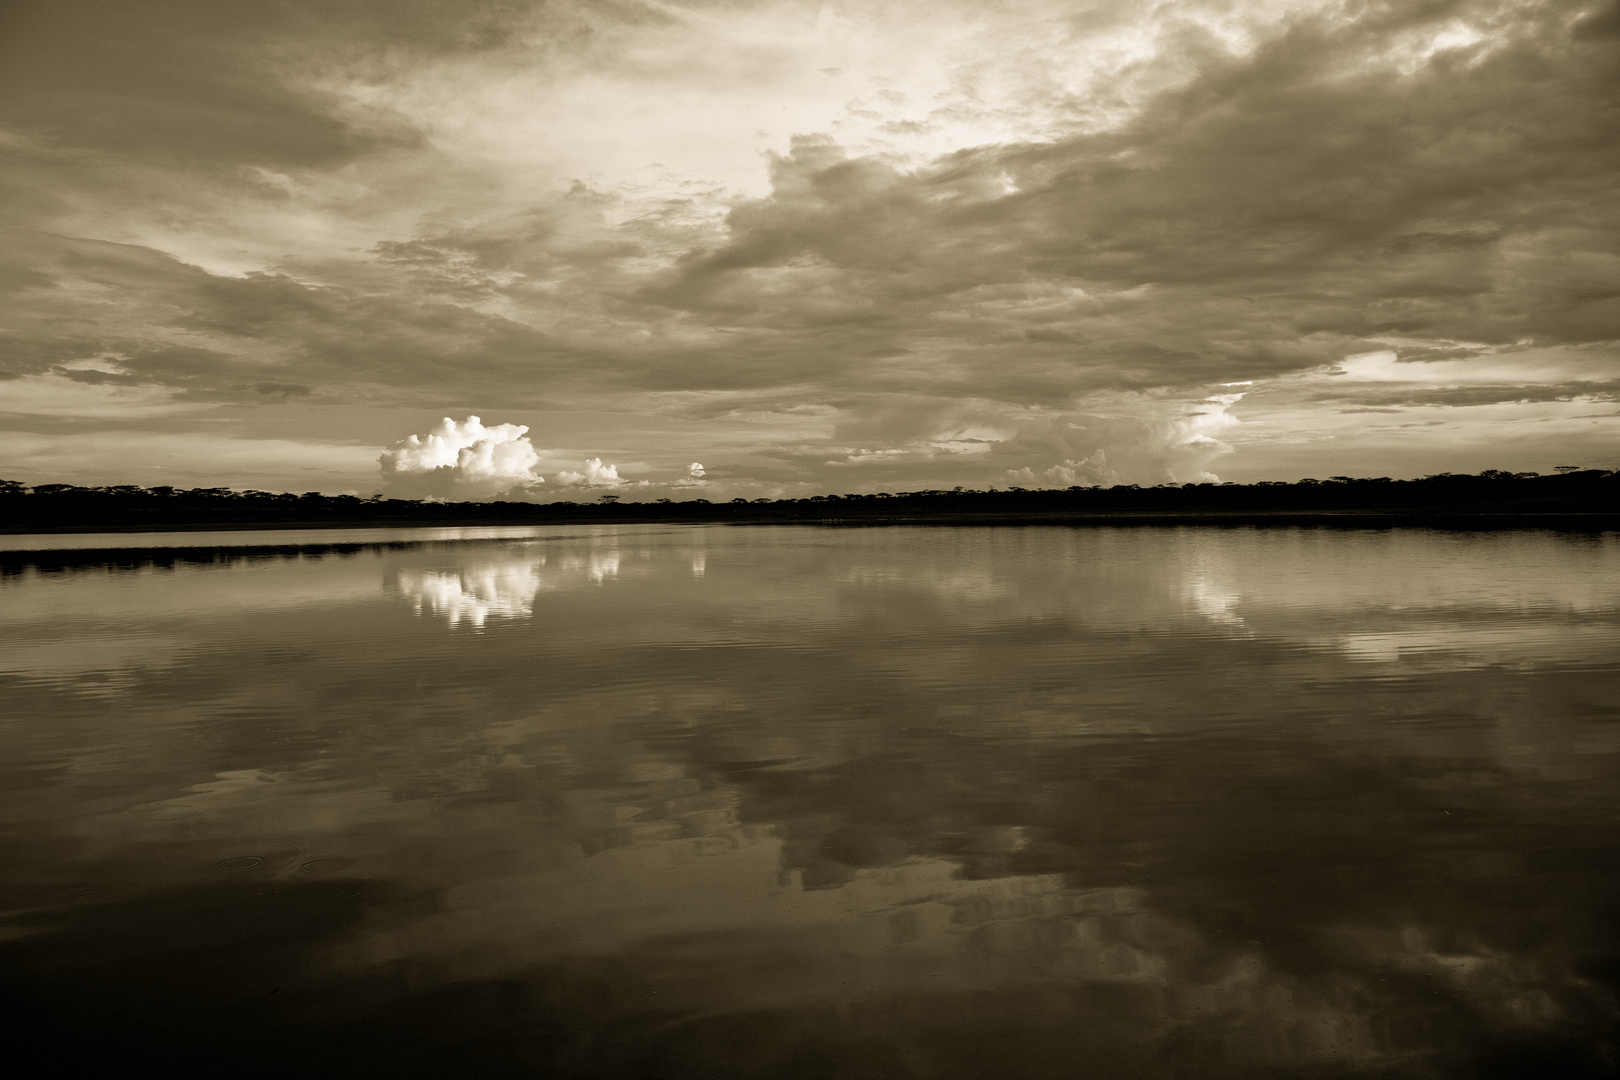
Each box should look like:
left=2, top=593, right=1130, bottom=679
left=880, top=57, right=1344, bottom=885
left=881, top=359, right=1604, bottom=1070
left=1, top=0, right=1618, bottom=492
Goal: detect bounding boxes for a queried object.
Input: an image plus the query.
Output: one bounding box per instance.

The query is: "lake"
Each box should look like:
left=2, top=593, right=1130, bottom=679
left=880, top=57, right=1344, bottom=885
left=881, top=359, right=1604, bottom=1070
left=3, top=523, right=1619, bottom=1078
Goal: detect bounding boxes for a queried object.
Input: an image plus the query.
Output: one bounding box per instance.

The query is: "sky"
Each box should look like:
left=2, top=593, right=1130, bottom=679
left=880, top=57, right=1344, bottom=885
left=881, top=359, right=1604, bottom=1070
left=1, top=0, right=1618, bottom=499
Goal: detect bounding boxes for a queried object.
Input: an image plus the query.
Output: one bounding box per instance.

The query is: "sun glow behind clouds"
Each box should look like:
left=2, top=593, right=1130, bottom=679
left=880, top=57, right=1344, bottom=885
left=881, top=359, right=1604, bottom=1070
left=1336, top=348, right=1620, bottom=386
left=320, top=0, right=1313, bottom=211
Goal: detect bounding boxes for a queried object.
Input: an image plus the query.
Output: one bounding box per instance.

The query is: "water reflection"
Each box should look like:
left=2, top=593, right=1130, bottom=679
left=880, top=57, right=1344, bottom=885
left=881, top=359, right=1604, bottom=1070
left=391, top=533, right=687, bottom=628
left=1, top=525, right=1619, bottom=1078
left=398, top=562, right=549, bottom=628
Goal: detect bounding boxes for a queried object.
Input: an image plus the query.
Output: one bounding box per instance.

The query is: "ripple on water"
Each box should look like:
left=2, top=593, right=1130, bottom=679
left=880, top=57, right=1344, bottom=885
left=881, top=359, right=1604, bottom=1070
left=174, top=837, right=304, bottom=876
left=299, top=858, right=349, bottom=874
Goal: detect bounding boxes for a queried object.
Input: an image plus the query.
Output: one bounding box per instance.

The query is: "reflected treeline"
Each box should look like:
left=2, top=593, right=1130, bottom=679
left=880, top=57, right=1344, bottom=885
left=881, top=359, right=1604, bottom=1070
left=3, top=468, right=1617, bottom=532
left=0, top=542, right=382, bottom=580
left=0, top=539, right=541, bottom=581
left=0, top=529, right=652, bottom=580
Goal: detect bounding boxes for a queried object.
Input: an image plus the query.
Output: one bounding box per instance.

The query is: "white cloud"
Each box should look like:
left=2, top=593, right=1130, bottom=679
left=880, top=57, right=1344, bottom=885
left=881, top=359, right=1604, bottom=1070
left=555, top=456, right=636, bottom=488
left=1163, top=392, right=1244, bottom=483
left=969, top=392, right=1243, bottom=489
left=1335, top=347, right=1620, bottom=386
left=673, top=461, right=708, bottom=488
left=1041, top=453, right=1111, bottom=487
left=379, top=415, right=543, bottom=499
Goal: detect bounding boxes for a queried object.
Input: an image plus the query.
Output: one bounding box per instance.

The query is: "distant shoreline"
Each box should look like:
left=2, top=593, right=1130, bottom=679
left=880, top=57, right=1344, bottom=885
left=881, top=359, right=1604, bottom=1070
left=4, top=470, right=1615, bottom=541
left=4, top=509, right=1619, bottom=542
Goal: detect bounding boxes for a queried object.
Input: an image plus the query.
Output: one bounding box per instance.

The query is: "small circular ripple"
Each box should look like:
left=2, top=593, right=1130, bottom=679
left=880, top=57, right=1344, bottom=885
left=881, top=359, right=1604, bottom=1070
left=299, top=858, right=348, bottom=873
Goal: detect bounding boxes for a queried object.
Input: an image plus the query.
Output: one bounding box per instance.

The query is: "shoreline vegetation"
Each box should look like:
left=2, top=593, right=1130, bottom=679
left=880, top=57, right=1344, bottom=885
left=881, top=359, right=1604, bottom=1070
left=2, top=469, right=1616, bottom=536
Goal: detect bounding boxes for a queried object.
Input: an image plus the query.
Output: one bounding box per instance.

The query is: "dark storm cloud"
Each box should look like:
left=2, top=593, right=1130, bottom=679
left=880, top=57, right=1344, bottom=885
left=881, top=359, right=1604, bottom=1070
left=0, top=0, right=554, bottom=171
left=1324, top=380, right=1620, bottom=408
left=11, top=0, right=1620, bottom=406
left=647, top=0, right=1620, bottom=400
left=3, top=0, right=1619, bottom=487
left=0, top=230, right=607, bottom=406
left=0, top=333, right=106, bottom=380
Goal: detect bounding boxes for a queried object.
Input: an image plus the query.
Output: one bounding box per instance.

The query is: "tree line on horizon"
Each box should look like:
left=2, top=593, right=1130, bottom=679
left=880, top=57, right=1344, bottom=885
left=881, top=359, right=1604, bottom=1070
left=1, top=468, right=1615, bottom=530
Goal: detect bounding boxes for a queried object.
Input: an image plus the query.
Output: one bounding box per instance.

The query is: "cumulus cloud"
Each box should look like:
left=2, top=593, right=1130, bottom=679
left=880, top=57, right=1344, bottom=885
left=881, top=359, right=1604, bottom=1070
left=1002, top=395, right=1242, bottom=488
left=1163, top=392, right=1246, bottom=483
left=554, top=457, right=635, bottom=489
left=1037, top=454, right=1111, bottom=488
left=376, top=416, right=672, bottom=501
left=673, top=462, right=708, bottom=488
left=379, top=415, right=542, bottom=499
left=798, top=388, right=1248, bottom=490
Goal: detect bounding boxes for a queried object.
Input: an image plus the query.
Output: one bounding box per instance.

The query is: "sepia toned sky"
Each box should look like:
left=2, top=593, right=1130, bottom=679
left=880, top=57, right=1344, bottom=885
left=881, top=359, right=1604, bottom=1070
left=2, top=0, right=1618, bottom=497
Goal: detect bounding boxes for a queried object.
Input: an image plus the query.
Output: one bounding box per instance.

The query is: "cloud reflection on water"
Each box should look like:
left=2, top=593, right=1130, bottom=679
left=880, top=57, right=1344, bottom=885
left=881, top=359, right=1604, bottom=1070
left=2, top=525, right=1619, bottom=1077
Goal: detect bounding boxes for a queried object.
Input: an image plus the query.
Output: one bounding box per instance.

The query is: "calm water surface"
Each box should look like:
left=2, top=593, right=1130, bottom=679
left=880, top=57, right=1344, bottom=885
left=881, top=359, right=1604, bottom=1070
left=3, top=524, right=1620, bottom=1078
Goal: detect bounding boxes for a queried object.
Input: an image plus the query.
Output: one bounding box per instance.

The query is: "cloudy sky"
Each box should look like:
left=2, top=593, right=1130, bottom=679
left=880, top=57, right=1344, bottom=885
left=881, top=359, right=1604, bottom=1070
left=2, top=0, right=1618, bottom=498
